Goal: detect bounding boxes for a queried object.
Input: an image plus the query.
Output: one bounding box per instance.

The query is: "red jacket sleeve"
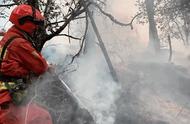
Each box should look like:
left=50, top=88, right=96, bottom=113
left=11, top=39, right=48, bottom=75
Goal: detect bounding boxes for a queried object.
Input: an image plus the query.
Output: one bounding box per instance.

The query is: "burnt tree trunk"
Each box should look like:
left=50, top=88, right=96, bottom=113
left=145, top=0, right=160, bottom=52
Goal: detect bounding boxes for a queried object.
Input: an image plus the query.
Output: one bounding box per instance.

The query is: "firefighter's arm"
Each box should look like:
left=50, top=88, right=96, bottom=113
left=16, top=41, right=48, bottom=75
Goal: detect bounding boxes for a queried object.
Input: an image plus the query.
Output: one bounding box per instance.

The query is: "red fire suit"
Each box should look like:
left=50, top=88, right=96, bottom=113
left=0, top=26, right=52, bottom=124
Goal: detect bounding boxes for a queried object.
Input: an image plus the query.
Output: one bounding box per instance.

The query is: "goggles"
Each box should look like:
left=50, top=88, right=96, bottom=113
left=19, top=15, right=44, bottom=26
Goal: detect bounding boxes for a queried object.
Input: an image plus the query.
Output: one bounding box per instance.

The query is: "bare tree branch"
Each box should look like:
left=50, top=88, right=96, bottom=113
left=0, top=3, right=17, bottom=7
left=46, top=20, right=66, bottom=27
left=173, top=20, right=186, bottom=45
left=70, top=12, right=89, bottom=64
left=44, top=0, right=51, bottom=19
left=74, top=16, right=86, bottom=20
left=42, top=7, right=86, bottom=43
left=47, top=16, right=86, bottom=27
left=68, top=23, right=71, bottom=43
left=90, top=2, right=142, bottom=29
left=57, top=34, right=81, bottom=40
left=168, top=35, right=173, bottom=62
left=13, top=0, right=22, bottom=5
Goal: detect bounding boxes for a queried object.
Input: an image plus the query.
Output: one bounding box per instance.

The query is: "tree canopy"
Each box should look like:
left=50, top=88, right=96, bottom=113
left=136, top=0, right=190, bottom=46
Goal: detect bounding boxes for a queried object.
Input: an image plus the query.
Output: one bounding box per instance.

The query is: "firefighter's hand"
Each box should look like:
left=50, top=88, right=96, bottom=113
left=47, top=63, right=56, bottom=74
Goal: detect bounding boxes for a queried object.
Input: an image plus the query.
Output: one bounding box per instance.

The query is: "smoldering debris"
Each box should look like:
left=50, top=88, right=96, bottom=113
left=114, top=60, right=190, bottom=124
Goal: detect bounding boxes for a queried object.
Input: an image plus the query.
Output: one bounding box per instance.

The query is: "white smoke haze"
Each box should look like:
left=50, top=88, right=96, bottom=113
left=38, top=15, right=121, bottom=124
left=80, top=2, right=190, bottom=124
left=39, top=35, right=120, bottom=124
left=67, top=45, right=120, bottom=124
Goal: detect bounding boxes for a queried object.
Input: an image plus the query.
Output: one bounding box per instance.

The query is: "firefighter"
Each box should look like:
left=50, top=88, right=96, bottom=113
left=0, top=4, right=52, bottom=124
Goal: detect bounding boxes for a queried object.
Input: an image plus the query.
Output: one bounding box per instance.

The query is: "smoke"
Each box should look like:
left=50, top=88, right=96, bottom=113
left=66, top=44, right=120, bottom=124
left=38, top=1, right=145, bottom=124
left=38, top=1, right=190, bottom=124
left=39, top=18, right=120, bottom=124
left=87, top=1, right=190, bottom=124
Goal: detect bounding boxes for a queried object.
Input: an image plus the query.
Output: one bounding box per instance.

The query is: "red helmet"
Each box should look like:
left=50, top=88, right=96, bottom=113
left=9, top=4, right=44, bottom=34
